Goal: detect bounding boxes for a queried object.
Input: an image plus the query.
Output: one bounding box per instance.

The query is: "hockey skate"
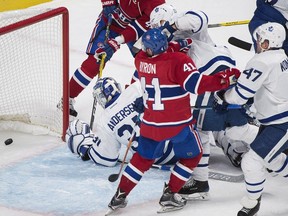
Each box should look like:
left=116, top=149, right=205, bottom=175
left=157, top=183, right=187, bottom=213
left=57, top=97, right=78, bottom=117
left=237, top=196, right=261, bottom=216
left=105, top=188, right=128, bottom=216
left=178, top=178, right=210, bottom=200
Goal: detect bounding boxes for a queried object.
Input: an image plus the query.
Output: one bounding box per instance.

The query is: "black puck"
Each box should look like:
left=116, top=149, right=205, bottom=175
left=4, top=138, right=13, bottom=145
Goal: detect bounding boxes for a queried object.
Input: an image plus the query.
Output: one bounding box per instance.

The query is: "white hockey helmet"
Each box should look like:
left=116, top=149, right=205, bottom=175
left=148, top=4, right=177, bottom=28
left=253, top=22, right=286, bottom=50
left=93, top=77, right=121, bottom=108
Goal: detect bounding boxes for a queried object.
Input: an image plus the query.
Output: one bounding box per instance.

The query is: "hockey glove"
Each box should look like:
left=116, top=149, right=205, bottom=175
left=95, top=38, right=120, bottom=61
left=176, top=38, right=192, bottom=53
left=133, top=97, right=144, bottom=114
left=213, top=90, right=229, bottom=113
left=101, top=0, right=117, bottom=17
left=160, top=21, right=176, bottom=41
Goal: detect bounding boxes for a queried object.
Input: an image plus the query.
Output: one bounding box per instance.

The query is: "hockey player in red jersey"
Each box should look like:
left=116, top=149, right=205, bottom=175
left=106, top=28, right=240, bottom=214
left=68, top=0, right=165, bottom=116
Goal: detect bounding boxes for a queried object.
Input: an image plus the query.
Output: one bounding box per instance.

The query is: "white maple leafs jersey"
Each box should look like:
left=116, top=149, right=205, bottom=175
left=88, top=81, right=142, bottom=167
left=225, top=49, right=288, bottom=125
left=172, top=10, right=236, bottom=75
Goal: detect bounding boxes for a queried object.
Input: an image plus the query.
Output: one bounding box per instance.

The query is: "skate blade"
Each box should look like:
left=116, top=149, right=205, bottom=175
left=105, top=208, right=115, bottom=216
left=157, top=205, right=184, bottom=214
left=180, top=192, right=210, bottom=201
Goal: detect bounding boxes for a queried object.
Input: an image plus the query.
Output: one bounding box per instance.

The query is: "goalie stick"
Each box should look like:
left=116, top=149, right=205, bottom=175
left=228, top=37, right=253, bottom=51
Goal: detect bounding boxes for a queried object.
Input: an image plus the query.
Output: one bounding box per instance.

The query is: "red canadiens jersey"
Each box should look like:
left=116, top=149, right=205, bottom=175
left=134, top=50, right=201, bottom=141
left=105, top=0, right=165, bottom=43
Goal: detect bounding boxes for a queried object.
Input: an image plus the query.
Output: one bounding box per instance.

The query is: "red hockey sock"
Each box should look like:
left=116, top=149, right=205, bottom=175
left=119, top=153, right=154, bottom=195
left=169, top=154, right=202, bottom=193
left=70, top=55, right=100, bottom=98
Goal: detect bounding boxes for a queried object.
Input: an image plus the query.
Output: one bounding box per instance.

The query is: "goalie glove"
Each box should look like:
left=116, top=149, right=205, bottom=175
left=213, top=90, right=229, bottom=113
left=95, top=38, right=120, bottom=61
left=66, top=119, right=94, bottom=158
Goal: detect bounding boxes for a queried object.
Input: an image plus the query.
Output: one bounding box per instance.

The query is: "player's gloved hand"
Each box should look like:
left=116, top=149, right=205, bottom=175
left=176, top=38, right=193, bottom=53
left=160, top=21, right=176, bottom=41
left=133, top=97, right=144, bottom=114
left=101, top=0, right=117, bottom=17
left=213, top=90, right=229, bottom=113
left=95, top=38, right=120, bottom=61
left=215, top=68, right=241, bottom=89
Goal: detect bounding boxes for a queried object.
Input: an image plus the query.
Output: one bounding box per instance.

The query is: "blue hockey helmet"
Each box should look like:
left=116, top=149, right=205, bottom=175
left=93, top=77, right=121, bottom=108
left=142, top=28, right=168, bottom=56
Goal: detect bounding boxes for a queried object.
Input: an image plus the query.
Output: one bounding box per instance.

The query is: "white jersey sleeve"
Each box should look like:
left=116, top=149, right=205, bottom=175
left=172, top=10, right=235, bottom=75
left=88, top=81, right=143, bottom=166
left=225, top=49, right=288, bottom=125
left=272, top=0, right=288, bottom=20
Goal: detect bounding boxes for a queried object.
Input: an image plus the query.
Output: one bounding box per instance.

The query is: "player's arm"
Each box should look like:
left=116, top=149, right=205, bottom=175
left=175, top=10, right=209, bottom=33
left=177, top=55, right=240, bottom=95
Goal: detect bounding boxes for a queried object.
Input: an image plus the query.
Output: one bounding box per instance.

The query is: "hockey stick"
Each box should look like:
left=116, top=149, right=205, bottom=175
left=228, top=37, right=253, bottom=51
left=89, top=15, right=112, bottom=130
left=208, top=20, right=250, bottom=28
left=108, top=115, right=140, bottom=182
left=191, top=104, right=242, bottom=110
left=132, top=19, right=250, bottom=53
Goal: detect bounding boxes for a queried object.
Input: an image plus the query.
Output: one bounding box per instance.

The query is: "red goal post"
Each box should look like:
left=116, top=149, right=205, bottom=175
left=0, top=7, right=69, bottom=141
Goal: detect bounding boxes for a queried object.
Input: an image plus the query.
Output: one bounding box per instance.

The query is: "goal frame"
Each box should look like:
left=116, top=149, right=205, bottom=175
left=0, top=7, right=69, bottom=141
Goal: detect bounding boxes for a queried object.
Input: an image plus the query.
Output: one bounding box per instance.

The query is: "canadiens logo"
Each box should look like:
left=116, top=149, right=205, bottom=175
left=97, top=42, right=104, bottom=48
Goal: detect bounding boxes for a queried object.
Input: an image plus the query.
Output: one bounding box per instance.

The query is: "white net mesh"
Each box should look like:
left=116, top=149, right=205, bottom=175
left=0, top=8, right=68, bottom=137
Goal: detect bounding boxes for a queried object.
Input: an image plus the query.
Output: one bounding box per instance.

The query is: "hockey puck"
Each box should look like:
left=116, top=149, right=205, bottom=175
left=4, top=138, right=13, bottom=145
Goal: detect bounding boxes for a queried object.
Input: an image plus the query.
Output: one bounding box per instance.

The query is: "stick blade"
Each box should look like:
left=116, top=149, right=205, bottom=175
left=228, top=37, right=253, bottom=51
left=108, top=174, right=119, bottom=182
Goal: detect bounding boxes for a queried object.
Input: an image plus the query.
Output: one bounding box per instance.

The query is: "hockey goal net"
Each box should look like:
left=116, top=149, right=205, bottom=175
left=0, top=7, right=69, bottom=140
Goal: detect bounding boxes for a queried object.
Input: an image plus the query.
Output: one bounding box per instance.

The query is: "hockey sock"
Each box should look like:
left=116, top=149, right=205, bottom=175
left=119, top=152, right=154, bottom=195
left=169, top=154, right=202, bottom=193
left=70, top=55, right=100, bottom=98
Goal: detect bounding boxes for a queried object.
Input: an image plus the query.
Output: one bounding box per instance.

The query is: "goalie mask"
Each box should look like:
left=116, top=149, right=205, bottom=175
left=93, top=77, right=122, bottom=108
left=253, top=22, right=286, bottom=52
left=148, top=4, right=177, bottom=28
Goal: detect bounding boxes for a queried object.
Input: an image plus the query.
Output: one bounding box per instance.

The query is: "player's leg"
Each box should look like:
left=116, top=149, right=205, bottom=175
left=107, top=136, right=164, bottom=211
left=69, top=15, right=119, bottom=112
left=178, top=130, right=210, bottom=200
left=158, top=126, right=202, bottom=211
left=238, top=123, right=288, bottom=216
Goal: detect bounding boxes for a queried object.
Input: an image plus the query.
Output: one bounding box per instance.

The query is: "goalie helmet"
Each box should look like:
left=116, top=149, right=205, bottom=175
left=253, top=22, right=286, bottom=50
left=93, top=77, right=121, bottom=108
left=142, top=28, right=168, bottom=56
left=149, top=3, right=178, bottom=28
left=66, top=119, right=93, bottom=155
